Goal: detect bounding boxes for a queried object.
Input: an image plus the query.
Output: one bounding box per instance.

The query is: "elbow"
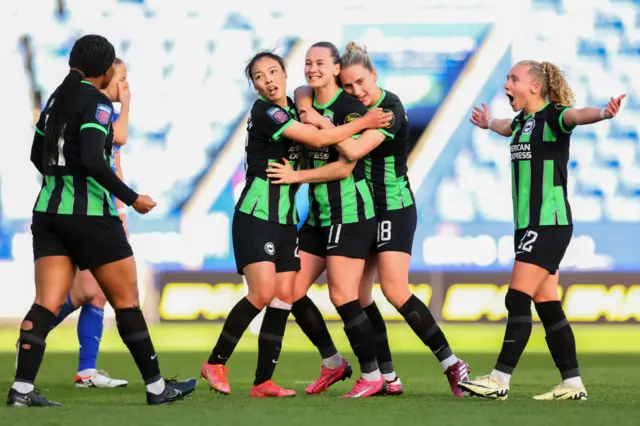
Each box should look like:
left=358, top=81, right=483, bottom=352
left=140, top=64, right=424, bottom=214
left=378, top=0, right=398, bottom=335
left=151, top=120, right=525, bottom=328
left=342, top=151, right=361, bottom=162
left=113, top=135, right=127, bottom=147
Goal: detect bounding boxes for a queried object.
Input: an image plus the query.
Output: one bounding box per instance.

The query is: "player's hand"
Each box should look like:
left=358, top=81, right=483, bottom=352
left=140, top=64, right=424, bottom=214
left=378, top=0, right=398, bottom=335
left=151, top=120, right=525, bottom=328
left=363, top=108, right=393, bottom=129
left=302, top=108, right=329, bottom=129
left=267, top=158, right=297, bottom=184
left=470, top=102, right=491, bottom=129
left=118, top=81, right=131, bottom=106
left=132, top=195, right=156, bottom=214
left=604, top=94, right=626, bottom=119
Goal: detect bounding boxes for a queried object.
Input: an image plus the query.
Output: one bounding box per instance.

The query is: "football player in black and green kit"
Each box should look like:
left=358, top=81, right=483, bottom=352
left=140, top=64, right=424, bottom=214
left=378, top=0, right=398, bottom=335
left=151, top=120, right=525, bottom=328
left=271, top=42, right=383, bottom=398
left=267, top=41, right=392, bottom=398
left=199, top=51, right=390, bottom=398
left=458, top=60, right=625, bottom=401
left=269, top=42, right=470, bottom=397
left=8, top=35, right=197, bottom=407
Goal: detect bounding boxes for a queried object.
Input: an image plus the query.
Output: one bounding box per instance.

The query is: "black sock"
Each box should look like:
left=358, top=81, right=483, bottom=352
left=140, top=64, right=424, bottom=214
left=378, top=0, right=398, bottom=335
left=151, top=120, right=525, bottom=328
left=254, top=307, right=290, bottom=386
left=536, top=301, right=580, bottom=380
left=495, top=289, right=533, bottom=375
left=337, top=300, right=378, bottom=374
left=364, top=302, right=394, bottom=375
left=115, top=307, right=161, bottom=385
left=292, top=296, right=338, bottom=359
left=208, top=297, right=260, bottom=365
left=14, top=304, right=57, bottom=385
left=398, top=295, right=453, bottom=362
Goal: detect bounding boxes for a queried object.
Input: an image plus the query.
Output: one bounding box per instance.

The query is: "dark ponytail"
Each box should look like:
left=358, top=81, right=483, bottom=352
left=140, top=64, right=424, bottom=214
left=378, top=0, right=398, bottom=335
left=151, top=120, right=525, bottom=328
left=45, top=34, right=115, bottom=164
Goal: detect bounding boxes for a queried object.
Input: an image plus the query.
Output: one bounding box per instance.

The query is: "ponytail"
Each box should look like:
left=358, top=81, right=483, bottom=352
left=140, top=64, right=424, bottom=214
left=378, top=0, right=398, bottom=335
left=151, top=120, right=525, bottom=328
left=44, top=70, right=83, bottom=163
left=45, top=34, right=115, bottom=165
left=517, top=60, right=575, bottom=106
left=541, top=61, right=575, bottom=106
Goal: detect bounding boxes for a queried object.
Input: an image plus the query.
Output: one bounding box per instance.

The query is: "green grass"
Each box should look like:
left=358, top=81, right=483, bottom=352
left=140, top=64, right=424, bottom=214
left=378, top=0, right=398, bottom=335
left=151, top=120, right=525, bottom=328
left=1, top=324, right=639, bottom=426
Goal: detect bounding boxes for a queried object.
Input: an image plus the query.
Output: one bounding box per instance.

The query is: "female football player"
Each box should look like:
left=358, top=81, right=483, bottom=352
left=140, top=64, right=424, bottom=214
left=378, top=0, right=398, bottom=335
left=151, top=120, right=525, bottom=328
left=269, top=42, right=470, bottom=397
left=8, top=35, right=196, bottom=407
left=49, top=58, right=130, bottom=389
left=199, top=50, right=389, bottom=398
left=458, top=60, right=624, bottom=401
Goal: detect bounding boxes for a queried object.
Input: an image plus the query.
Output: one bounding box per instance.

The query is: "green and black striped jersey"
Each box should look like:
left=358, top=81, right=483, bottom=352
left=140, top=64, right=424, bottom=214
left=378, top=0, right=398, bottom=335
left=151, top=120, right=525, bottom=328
left=364, top=89, right=414, bottom=211
left=510, top=102, right=574, bottom=230
left=31, top=81, right=137, bottom=216
left=305, top=89, right=376, bottom=227
left=236, top=96, right=302, bottom=225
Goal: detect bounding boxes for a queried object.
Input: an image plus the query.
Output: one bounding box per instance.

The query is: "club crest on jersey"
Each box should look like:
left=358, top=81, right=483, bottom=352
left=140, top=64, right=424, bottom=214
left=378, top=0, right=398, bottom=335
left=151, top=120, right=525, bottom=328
left=267, top=107, right=289, bottom=124
left=523, top=118, right=535, bottom=134
left=264, top=242, right=275, bottom=256
left=323, top=110, right=334, bottom=123
left=383, top=109, right=395, bottom=128
left=95, top=104, right=112, bottom=125
left=344, top=112, right=362, bottom=124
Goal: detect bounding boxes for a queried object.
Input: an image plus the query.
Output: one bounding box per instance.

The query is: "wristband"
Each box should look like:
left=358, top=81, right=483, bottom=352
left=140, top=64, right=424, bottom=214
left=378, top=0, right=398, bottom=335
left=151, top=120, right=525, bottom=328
left=599, top=108, right=607, bottom=120
left=117, top=208, right=128, bottom=215
left=487, top=118, right=494, bottom=130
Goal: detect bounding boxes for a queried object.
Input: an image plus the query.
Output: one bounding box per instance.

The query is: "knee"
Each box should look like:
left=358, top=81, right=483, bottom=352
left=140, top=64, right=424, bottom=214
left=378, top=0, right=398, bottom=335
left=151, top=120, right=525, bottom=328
left=274, top=290, right=294, bottom=306
left=380, top=283, right=411, bottom=310
left=505, top=288, right=532, bottom=316
left=247, top=285, right=276, bottom=310
left=90, top=292, right=108, bottom=309
left=330, top=287, right=354, bottom=307
left=109, top=291, right=140, bottom=310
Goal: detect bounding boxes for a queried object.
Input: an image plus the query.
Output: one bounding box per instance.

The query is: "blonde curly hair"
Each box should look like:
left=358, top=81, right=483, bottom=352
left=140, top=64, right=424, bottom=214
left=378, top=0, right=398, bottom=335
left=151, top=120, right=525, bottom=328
left=516, top=60, right=575, bottom=106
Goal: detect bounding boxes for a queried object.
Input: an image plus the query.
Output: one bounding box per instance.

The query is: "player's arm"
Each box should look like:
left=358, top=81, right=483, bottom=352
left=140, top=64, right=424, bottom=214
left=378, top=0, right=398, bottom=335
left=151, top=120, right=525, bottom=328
left=470, top=102, right=512, bottom=137
left=294, top=85, right=332, bottom=129
left=283, top=116, right=384, bottom=148
left=78, top=101, right=138, bottom=206
left=336, top=100, right=405, bottom=161
left=488, top=119, right=513, bottom=137
left=112, top=108, right=129, bottom=146
left=267, top=155, right=356, bottom=184
left=335, top=129, right=386, bottom=161
left=113, top=81, right=130, bottom=146
left=561, top=94, right=625, bottom=128
left=113, top=150, right=129, bottom=235
left=261, top=103, right=389, bottom=148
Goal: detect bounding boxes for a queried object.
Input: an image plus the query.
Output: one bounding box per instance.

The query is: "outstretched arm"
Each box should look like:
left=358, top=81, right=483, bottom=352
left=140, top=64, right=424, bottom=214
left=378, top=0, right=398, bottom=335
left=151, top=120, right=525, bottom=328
left=470, top=102, right=512, bottom=137
left=562, top=94, right=625, bottom=128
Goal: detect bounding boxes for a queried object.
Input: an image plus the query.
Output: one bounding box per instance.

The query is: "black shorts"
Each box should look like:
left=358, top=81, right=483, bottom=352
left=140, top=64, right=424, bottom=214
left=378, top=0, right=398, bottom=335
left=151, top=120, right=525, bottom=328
left=232, top=212, right=300, bottom=275
left=373, top=205, right=417, bottom=254
left=298, top=218, right=377, bottom=260
left=514, top=225, right=573, bottom=274
left=32, top=212, right=132, bottom=271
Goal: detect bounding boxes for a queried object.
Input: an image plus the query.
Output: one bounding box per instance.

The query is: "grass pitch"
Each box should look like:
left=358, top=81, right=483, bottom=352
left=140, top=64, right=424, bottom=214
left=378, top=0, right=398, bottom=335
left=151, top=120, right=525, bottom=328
left=0, top=323, right=638, bottom=426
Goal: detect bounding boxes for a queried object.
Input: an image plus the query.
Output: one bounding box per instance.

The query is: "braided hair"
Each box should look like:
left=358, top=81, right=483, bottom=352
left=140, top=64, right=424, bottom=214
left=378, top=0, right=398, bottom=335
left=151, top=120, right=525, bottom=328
left=45, top=35, right=115, bottom=164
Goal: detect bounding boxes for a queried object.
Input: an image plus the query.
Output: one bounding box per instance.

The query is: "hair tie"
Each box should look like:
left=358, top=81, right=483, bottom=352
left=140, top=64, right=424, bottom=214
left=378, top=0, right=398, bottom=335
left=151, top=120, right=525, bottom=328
left=70, top=67, right=85, bottom=79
